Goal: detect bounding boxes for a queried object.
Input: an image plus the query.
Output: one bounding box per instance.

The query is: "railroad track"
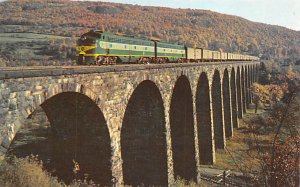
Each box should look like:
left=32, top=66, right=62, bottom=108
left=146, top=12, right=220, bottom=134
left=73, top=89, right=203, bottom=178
left=0, top=61, right=255, bottom=71
left=0, top=61, right=258, bottom=80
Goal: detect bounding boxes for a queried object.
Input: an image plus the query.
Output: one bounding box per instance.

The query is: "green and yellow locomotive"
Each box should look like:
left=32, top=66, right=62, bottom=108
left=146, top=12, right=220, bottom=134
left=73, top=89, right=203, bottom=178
left=76, top=30, right=259, bottom=65
left=76, top=30, right=185, bottom=65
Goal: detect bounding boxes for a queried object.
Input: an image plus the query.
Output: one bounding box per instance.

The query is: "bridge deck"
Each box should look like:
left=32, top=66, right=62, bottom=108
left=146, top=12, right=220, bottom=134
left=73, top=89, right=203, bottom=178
left=0, top=61, right=258, bottom=79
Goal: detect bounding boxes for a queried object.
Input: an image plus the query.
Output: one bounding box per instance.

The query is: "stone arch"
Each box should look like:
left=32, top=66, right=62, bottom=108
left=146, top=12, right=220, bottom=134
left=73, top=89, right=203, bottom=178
left=170, top=75, right=197, bottom=182
left=250, top=65, right=253, bottom=84
left=252, top=65, right=255, bottom=83
left=21, top=83, right=100, bottom=121
left=121, top=80, right=168, bottom=186
left=230, top=68, right=239, bottom=128
left=196, top=72, right=214, bottom=164
left=212, top=70, right=225, bottom=149
left=249, top=66, right=253, bottom=102
left=4, top=83, right=103, bottom=147
left=248, top=65, right=253, bottom=103
left=236, top=67, right=243, bottom=118
left=8, top=91, right=112, bottom=186
left=241, top=66, right=247, bottom=113
left=255, top=64, right=259, bottom=82
left=222, top=69, right=232, bottom=138
left=245, top=66, right=250, bottom=108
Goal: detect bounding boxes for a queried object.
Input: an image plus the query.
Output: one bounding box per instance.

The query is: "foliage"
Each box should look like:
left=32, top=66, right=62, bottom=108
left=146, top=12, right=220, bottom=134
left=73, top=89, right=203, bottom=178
left=0, top=57, right=8, bottom=67
left=248, top=69, right=300, bottom=186
left=218, top=68, right=300, bottom=186
left=262, top=136, right=299, bottom=187
left=0, top=155, right=64, bottom=187
left=0, top=155, right=105, bottom=187
left=252, top=82, right=287, bottom=111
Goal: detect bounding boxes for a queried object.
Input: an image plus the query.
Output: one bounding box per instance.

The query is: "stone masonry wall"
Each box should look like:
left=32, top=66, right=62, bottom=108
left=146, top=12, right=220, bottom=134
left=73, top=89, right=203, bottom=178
left=0, top=62, right=259, bottom=185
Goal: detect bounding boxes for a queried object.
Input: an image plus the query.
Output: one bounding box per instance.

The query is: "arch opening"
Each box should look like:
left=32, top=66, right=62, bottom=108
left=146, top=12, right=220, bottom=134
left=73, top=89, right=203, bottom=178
left=230, top=68, right=239, bottom=128
left=241, top=67, right=247, bottom=113
left=196, top=73, right=213, bottom=165
left=121, top=80, right=168, bottom=186
left=222, top=69, right=232, bottom=138
left=245, top=67, right=250, bottom=108
left=249, top=66, right=253, bottom=103
left=236, top=67, right=243, bottom=118
left=170, top=76, right=197, bottom=182
left=8, top=92, right=112, bottom=186
left=212, top=70, right=225, bottom=149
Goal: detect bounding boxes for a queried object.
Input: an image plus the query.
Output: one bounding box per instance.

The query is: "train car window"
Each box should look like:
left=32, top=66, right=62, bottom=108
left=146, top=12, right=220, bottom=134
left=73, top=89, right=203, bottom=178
left=134, top=46, right=137, bottom=49
left=110, top=44, right=113, bottom=48
left=125, top=45, right=127, bottom=49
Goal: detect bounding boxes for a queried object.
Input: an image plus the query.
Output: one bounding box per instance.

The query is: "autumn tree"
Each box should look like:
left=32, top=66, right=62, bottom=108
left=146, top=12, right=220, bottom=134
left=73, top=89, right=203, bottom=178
left=247, top=69, right=300, bottom=187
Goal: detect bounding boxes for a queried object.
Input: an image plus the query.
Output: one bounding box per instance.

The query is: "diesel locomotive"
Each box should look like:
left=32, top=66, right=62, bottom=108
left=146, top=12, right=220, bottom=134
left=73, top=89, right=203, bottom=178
left=76, top=30, right=259, bottom=65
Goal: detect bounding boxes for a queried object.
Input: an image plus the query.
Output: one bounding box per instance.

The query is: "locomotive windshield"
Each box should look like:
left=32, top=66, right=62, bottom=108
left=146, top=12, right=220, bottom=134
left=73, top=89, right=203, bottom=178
left=78, top=35, right=96, bottom=46
left=77, top=31, right=102, bottom=46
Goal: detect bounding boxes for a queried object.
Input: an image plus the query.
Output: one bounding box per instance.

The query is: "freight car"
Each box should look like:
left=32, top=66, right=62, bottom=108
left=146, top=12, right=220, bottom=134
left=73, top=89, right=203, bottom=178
left=76, top=30, right=259, bottom=65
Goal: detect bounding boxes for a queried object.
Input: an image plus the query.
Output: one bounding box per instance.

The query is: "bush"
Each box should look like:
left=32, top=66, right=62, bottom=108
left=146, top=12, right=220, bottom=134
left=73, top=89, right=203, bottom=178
left=0, top=155, right=64, bottom=187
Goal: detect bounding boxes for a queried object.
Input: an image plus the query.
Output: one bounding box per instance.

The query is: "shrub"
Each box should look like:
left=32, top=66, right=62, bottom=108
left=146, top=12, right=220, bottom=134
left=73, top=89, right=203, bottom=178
left=0, top=155, right=64, bottom=187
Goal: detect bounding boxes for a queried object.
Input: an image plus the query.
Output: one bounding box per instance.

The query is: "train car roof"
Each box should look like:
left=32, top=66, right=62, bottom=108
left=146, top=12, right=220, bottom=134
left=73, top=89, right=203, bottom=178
left=156, top=41, right=184, bottom=48
left=90, top=30, right=155, bottom=43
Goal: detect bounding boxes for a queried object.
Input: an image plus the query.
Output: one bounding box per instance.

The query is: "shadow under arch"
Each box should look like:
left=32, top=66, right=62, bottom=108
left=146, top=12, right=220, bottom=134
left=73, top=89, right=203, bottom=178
left=170, top=75, right=197, bottom=182
left=222, top=69, right=232, bottom=138
left=230, top=68, right=239, bottom=128
left=245, top=66, right=250, bottom=108
left=212, top=70, right=225, bottom=149
left=241, top=66, right=247, bottom=113
left=236, top=66, right=243, bottom=118
left=7, top=92, right=112, bottom=186
left=196, top=72, right=213, bottom=165
left=121, top=80, right=168, bottom=186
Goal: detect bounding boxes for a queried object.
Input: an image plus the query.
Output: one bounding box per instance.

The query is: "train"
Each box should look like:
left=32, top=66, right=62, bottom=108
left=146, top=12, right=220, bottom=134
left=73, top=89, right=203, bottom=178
left=76, top=30, right=259, bottom=65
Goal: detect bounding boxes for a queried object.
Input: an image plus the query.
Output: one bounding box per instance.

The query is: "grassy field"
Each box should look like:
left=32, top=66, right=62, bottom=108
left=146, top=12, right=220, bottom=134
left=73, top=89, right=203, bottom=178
left=214, top=110, right=273, bottom=174
left=0, top=32, right=76, bottom=66
left=0, top=32, right=68, bottom=43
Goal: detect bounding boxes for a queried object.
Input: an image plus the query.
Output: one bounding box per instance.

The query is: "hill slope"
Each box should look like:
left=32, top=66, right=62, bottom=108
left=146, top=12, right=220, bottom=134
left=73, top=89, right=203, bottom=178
left=0, top=0, right=300, bottom=64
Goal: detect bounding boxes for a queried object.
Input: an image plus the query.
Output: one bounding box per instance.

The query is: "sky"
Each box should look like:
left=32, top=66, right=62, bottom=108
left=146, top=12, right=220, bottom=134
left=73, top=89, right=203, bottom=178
left=76, top=0, right=300, bottom=31
left=0, top=0, right=299, bottom=31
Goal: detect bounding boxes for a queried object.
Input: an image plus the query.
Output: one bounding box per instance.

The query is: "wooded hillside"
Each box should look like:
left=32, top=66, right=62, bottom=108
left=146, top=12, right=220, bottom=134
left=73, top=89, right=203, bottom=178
left=0, top=0, right=300, bottom=64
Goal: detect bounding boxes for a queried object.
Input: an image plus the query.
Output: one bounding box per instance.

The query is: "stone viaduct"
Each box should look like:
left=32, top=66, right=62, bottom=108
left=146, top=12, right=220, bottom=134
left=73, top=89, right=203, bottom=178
left=0, top=62, right=259, bottom=186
